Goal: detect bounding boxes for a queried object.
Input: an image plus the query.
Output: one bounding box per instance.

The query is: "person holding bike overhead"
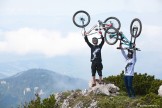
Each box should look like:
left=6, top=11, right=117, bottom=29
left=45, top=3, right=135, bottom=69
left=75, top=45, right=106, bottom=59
left=84, top=31, right=104, bottom=87
left=119, top=44, right=136, bottom=98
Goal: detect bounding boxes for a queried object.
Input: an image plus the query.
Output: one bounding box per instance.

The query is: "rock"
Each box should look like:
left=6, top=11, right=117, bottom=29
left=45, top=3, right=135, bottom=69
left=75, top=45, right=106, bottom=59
left=55, top=81, right=120, bottom=108
left=55, top=92, right=63, bottom=103
left=88, top=99, right=98, bottom=108
left=67, top=91, right=81, bottom=100
left=61, top=99, right=69, bottom=108
left=82, top=89, right=89, bottom=96
left=88, top=79, right=105, bottom=88
left=74, top=101, right=84, bottom=108
left=158, top=85, right=162, bottom=97
left=91, top=84, right=110, bottom=95
left=88, top=79, right=120, bottom=96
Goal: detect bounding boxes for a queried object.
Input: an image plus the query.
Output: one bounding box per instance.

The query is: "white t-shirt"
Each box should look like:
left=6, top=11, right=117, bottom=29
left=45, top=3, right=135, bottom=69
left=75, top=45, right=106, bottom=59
left=121, top=49, right=137, bottom=76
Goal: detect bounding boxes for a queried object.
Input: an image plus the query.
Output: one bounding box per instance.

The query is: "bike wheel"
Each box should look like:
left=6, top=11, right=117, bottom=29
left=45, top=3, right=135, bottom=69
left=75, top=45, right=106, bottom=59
left=104, top=27, right=119, bottom=45
left=130, top=18, right=142, bottom=38
left=72, top=10, right=90, bottom=28
left=104, top=17, right=121, bottom=31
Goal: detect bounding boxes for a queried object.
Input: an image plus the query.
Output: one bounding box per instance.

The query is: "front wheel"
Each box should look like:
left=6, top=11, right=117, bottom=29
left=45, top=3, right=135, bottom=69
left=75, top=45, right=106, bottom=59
left=72, top=10, right=90, bottom=28
left=130, top=18, right=142, bottom=38
left=104, top=27, right=119, bottom=45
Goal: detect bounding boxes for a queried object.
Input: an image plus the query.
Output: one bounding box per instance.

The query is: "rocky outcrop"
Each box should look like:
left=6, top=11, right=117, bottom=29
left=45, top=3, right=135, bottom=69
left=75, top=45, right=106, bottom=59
left=55, top=80, right=120, bottom=108
left=88, top=79, right=120, bottom=96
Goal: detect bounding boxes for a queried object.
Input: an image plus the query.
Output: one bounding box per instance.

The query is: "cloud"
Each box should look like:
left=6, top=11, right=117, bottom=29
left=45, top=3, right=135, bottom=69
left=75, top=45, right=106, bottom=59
left=0, top=24, right=161, bottom=57
left=0, top=28, right=87, bottom=57
left=0, top=0, right=161, bottom=16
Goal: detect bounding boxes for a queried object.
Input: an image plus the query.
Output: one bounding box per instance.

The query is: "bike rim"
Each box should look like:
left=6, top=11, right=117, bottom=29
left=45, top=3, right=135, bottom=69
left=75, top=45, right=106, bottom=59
left=130, top=18, right=142, bottom=38
left=105, top=27, right=118, bottom=45
left=73, top=11, right=90, bottom=28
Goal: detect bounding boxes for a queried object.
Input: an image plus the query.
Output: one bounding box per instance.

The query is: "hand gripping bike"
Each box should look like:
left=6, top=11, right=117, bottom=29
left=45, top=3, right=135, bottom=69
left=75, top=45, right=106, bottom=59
left=72, top=10, right=121, bottom=43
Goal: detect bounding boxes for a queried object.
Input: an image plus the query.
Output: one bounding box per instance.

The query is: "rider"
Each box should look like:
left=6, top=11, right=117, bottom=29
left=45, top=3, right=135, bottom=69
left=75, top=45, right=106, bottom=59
left=119, top=44, right=137, bottom=98
left=84, top=31, right=104, bottom=87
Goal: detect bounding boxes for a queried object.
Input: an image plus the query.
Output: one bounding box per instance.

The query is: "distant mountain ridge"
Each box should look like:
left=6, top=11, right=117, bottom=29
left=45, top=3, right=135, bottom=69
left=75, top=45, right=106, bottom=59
left=0, top=68, right=88, bottom=108
left=0, top=73, right=7, bottom=79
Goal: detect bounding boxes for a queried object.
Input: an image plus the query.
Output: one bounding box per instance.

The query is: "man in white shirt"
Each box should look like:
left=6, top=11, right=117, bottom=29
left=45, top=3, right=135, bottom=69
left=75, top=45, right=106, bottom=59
left=120, top=45, right=136, bottom=98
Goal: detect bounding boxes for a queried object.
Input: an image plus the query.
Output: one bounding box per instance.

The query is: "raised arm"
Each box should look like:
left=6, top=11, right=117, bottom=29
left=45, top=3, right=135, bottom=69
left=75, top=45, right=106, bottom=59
left=133, top=50, right=137, bottom=62
left=100, top=34, right=104, bottom=47
left=121, top=48, right=127, bottom=60
left=84, top=35, right=92, bottom=48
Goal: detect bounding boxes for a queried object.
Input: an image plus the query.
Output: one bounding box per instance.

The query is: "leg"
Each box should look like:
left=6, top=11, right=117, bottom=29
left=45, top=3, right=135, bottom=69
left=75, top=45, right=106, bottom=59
left=91, top=62, right=97, bottom=86
left=128, top=76, right=135, bottom=97
left=124, top=76, right=131, bottom=97
left=92, top=76, right=96, bottom=85
left=96, top=62, right=103, bottom=84
left=99, top=76, right=102, bottom=83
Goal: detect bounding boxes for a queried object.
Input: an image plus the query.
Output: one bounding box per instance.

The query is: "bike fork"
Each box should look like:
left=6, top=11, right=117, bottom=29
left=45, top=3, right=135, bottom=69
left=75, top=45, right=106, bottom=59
left=130, top=27, right=138, bottom=48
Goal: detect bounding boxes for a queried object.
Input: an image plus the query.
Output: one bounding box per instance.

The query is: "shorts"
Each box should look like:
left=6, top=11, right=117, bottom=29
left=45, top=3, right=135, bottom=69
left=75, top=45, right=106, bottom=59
left=91, top=62, right=103, bottom=76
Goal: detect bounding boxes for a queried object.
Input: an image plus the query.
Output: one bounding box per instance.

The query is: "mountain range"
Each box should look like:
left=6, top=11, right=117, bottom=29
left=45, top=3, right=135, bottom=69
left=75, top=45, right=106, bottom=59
left=0, top=68, right=88, bottom=108
left=0, top=73, right=7, bottom=79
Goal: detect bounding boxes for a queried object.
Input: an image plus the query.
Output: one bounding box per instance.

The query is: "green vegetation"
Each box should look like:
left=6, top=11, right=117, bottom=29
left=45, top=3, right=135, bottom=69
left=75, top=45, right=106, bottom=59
left=103, top=71, right=162, bottom=95
left=22, top=72, right=162, bottom=108
left=20, top=94, right=56, bottom=108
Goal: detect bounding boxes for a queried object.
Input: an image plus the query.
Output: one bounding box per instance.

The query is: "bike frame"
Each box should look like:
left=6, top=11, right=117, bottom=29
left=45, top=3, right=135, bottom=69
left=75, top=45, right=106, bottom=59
left=114, top=27, right=140, bottom=50
left=82, top=20, right=112, bottom=37
left=119, top=33, right=134, bottom=48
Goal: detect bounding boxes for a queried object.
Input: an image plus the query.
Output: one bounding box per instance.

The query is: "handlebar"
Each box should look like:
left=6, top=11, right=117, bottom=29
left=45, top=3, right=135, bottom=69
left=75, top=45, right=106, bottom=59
left=82, top=19, right=113, bottom=36
left=126, top=47, right=140, bottom=51
left=117, top=47, right=141, bottom=51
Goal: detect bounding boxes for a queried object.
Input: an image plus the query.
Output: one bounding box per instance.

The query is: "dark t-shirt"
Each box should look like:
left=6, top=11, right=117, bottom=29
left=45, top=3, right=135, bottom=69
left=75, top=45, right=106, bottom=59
left=84, top=35, right=104, bottom=63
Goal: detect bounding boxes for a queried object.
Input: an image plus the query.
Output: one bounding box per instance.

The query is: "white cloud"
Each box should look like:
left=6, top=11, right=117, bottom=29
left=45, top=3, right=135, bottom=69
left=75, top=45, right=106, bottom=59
left=0, top=28, right=87, bottom=57
left=0, top=24, right=161, bottom=57
left=0, top=0, right=161, bottom=16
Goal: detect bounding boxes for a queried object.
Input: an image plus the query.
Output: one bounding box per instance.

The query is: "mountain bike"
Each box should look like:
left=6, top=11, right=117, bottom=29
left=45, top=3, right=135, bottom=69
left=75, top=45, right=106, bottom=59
left=105, top=18, right=142, bottom=51
left=72, top=10, right=120, bottom=44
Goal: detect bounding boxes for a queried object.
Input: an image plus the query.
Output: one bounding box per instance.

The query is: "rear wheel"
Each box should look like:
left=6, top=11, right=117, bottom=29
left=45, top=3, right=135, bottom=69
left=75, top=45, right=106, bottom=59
left=130, top=18, right=142, bottom=38
left=104, top=17, right=121, bottom=31
left=104, top=27, right=119, bottom=45
left=72, top=10, right=90, bottom=28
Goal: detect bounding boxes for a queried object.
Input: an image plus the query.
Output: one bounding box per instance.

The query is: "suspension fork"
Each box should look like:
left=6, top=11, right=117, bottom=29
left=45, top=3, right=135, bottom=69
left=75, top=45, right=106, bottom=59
left=80, top=18, right=86, bottom=33
left=130, top=27, right=138, bottom=48
left=118, top=33, right=124, bottom=46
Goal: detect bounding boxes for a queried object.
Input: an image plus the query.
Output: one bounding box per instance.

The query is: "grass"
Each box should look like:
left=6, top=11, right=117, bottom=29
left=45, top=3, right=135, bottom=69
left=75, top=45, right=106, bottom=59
left=56, top=90, right=162, bottom=108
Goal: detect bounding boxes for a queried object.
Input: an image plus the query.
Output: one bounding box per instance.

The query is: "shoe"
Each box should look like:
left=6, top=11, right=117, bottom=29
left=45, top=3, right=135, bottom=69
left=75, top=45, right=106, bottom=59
left=99, top=81, right=104, bottom=85
left=92, top=83, right=96, bottom=87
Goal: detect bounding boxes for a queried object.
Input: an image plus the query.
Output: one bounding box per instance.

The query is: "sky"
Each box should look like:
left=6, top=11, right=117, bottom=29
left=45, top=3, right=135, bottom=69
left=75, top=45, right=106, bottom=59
left=0, top=0, right=162, bottom=80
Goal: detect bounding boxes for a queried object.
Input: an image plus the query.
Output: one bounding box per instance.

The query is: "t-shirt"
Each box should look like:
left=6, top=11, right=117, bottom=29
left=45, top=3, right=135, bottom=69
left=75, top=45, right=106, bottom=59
left=84, top=36, right=104, bottom=63
left=121, top=49, right=137, bottom=76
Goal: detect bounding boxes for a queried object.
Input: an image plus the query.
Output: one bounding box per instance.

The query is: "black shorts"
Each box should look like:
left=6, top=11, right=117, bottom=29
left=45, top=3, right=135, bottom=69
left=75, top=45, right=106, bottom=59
left=91, top=62, right=103, bottom=76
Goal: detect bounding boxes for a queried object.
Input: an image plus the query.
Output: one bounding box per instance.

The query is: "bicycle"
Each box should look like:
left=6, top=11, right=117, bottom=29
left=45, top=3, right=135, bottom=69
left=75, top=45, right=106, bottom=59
left=72, top=10, right=120, bottom=43
left=105, top=18, right=142, bottom=51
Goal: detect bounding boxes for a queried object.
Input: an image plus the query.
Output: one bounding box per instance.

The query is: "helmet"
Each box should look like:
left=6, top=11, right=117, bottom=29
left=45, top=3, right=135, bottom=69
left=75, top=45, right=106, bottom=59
left=92, top=37, right=98, bottom=45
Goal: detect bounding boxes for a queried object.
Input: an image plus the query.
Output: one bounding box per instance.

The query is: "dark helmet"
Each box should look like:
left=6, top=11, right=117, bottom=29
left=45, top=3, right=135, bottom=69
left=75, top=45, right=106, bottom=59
left=92, top=37, right=98, bottom=45
left=127, top=49, right=133, bottom=59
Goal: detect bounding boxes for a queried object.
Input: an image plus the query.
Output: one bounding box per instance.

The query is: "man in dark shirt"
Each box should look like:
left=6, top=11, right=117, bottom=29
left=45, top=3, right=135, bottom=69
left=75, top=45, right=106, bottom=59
left=84, top=32, right=104, bottom=87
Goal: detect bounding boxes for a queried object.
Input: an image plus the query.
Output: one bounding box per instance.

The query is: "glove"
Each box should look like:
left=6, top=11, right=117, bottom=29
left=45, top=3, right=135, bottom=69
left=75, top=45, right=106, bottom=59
left=84, top=31, right=87, bottom=37
left=98, top=31, right=102, bottom=35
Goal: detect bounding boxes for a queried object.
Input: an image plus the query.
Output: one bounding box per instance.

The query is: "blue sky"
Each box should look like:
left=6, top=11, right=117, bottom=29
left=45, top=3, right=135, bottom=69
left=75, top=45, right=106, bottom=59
left=0, top=0, right=162, bottom=80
